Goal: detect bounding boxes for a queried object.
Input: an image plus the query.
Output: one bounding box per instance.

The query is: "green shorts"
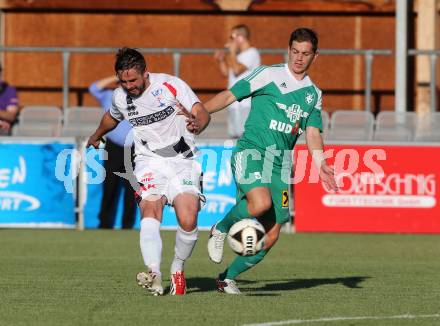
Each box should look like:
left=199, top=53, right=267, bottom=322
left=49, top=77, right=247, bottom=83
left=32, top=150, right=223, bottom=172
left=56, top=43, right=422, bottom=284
left=231, top=148, right=291, bottom=225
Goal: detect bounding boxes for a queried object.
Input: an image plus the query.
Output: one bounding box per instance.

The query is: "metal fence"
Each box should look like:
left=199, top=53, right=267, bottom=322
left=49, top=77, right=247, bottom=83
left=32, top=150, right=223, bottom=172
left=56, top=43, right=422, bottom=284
left=0, top=46, right=438, bottom=112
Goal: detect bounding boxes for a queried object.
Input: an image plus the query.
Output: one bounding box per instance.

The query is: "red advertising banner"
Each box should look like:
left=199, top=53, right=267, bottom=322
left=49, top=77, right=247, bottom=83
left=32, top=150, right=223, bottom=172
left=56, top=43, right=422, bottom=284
left=294, top=144, right=440, bottom=233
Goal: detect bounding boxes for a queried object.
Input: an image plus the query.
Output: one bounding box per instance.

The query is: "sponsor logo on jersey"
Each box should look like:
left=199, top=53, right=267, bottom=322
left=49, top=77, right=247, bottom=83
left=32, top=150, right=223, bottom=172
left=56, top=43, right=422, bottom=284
left=129, top=106, right=175, bottom=126
left=126, top=95, right=139, bottom=115
left=305, top=92, right=314, bottom=105
left=140, top=184, right=156, bottom=192
left=282, top=190, right=289, bottom=208
left=279, top=82, right=287, bottom=88
left=275, top=102, right=309, bottom=123
left=141, top=172, right=154, bottom=183
left=182, top=179, right=193, bottom=185
left=269, top=119, right=304, bottom=135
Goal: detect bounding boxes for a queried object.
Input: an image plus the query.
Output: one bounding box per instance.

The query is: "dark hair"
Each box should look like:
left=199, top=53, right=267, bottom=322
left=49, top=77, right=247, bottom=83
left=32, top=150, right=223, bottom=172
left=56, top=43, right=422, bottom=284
left=232, top=24, right=250, bottom=39
left=114, top=47, right=146, bottom=74
left=289, top=28, right=318, bottom=52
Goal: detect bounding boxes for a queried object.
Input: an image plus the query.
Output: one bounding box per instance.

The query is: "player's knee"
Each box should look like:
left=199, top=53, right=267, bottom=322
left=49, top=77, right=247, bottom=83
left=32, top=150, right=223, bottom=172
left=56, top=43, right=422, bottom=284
left=177, top=214, right=197, bottom=232
left=248, top=196, right=272, bottom=217
left=179, top=220, right=197, bottom=232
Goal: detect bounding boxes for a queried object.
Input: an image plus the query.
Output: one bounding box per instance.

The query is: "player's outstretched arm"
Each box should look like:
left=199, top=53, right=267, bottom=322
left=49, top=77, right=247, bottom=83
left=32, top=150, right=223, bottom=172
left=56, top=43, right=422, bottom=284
left=204, top=90, right=237, bottom=114
left=86, top=111, right=119, bottom=148
left=305, top=126, right=338, bottom=192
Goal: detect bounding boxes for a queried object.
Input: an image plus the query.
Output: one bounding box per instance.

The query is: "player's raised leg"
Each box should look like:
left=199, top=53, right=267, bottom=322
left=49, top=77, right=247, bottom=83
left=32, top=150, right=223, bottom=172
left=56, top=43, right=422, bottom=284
left=170, top=193, right=199, bottom=295
left=136, top=195, right=166, bottom=296
left=208, top=187, right=272, bottom=263
left=217, top=219, right=281, bottom=294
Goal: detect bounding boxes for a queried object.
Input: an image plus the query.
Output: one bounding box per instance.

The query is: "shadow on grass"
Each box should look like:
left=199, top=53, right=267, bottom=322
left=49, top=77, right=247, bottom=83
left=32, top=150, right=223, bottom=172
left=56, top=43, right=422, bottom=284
left=185, top=276, right=369, bottom=294
left=249, top=276, right=371, bottom=292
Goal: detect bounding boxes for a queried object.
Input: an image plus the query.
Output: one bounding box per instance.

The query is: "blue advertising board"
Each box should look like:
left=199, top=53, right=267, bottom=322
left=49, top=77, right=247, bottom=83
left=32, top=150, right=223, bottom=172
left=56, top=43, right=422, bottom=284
left=0, top=140, right=76, bottom=228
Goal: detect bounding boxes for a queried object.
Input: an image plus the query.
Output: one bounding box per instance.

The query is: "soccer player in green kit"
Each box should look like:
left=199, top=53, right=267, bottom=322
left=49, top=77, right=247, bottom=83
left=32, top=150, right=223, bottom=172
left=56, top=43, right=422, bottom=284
left=205, top=28, right=339, bottom=294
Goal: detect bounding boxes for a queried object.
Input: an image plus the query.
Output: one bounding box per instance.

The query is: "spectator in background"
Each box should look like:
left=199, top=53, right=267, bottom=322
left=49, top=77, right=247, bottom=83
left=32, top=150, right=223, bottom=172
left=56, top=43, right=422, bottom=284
left=0, top=62, right=19, bottom=135
left=89, top=76, right=136, bottom=229
left=214, top=24, right=261, bottom=139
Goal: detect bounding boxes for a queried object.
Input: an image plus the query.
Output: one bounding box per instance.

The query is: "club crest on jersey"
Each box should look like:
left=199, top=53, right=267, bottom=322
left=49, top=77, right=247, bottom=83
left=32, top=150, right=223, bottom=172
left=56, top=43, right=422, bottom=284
left=151, top=88, right=166, bottom=107
left=305, top=92, right=314, bottom=105
left=152, top=89, right=162, bottom=97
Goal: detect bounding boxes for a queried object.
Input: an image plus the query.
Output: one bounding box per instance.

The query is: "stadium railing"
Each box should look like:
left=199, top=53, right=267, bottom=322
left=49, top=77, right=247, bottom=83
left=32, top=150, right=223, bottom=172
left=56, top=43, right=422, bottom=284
left=0, top=46, right=395, bottom=113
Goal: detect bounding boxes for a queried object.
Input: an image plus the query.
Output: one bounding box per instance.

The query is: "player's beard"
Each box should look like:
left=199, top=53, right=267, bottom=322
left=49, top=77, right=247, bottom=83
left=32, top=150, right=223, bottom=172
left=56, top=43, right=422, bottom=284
left=127, top=81, right=147, bottom=98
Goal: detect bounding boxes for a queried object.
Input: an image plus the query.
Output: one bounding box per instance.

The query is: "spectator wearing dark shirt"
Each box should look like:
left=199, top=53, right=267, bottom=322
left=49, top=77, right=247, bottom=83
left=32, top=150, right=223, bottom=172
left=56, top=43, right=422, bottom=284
left=0, top=63, right=19, bottom=135
left=89, top=76, right=136, bottom=229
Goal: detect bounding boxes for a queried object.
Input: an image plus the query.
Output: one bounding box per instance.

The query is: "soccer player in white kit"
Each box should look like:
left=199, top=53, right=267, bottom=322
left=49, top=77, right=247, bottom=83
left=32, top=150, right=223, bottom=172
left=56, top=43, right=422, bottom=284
left=87, top=47, right=210, bottom=296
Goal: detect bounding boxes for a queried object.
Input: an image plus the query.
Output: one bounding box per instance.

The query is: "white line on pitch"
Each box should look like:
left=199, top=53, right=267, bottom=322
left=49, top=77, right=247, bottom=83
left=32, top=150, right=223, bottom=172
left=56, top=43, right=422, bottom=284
left=241, top=313, right=440, bottom=326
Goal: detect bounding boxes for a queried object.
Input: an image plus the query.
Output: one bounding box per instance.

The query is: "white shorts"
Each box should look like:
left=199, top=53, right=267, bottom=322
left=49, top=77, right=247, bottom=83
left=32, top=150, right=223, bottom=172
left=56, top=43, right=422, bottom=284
left=134, top=157, right=205, bottom=207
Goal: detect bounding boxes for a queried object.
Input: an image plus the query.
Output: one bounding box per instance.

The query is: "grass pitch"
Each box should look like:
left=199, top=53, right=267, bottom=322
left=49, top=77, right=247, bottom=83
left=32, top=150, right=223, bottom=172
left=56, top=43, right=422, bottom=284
left=0, top=229, right=439, bottom=326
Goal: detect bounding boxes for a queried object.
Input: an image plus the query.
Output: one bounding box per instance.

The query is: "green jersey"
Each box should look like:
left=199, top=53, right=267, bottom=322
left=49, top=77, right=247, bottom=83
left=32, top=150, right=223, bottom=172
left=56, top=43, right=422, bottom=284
left=230, top=63, right=323, bottom=166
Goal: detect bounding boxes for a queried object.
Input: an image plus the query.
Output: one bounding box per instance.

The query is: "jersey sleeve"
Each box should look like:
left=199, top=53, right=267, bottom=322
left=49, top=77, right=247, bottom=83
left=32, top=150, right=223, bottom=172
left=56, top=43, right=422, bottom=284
left=230, top=66, right=270, bottom=102
left=109, top=91, right=124, bottom=121
left=165, top=77, right=200, bottom=113
left=306, top=108, right=323, bottom=132
left=306, top=89, right=323, bottom=131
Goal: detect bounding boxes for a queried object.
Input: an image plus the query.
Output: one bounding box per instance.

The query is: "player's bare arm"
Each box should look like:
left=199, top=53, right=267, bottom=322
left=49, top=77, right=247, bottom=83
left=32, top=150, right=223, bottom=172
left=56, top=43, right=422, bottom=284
left=305, top=126, right=338, bottom=192
left=204, top=90, right=237, bottom=114
left=96, top=75, right=118, bottom=89
left=227, top=56, right=247, bottom=76
left=87, top=111, right=119, bottom=148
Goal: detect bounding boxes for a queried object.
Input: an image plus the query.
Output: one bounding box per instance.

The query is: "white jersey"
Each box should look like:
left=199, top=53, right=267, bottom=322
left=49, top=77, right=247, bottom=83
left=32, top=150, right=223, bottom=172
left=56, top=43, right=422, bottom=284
left=227, top=47, right=261, bottom=138
left=227, top=47, right=261, bottom=88
left=110, top=73, right=200, bottom=161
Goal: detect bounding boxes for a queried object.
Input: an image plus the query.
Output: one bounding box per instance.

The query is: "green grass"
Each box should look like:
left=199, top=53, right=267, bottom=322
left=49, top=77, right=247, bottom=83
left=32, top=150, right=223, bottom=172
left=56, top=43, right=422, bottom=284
left=0, top=230, right=440, bottom=326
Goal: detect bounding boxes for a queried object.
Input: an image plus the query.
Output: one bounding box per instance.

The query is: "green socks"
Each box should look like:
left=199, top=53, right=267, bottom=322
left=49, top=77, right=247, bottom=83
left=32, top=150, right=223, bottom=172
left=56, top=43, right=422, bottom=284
left=216, top=198, right=251, bottom=233
left=220, top=249, right=268, bottom=280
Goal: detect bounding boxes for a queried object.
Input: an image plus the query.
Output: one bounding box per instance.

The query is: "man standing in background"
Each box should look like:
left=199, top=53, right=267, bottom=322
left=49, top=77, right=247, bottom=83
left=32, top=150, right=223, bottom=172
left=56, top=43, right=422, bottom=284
left=214, top=24, right=261, bottom=139
left=89, top=76, right=136, bottom=229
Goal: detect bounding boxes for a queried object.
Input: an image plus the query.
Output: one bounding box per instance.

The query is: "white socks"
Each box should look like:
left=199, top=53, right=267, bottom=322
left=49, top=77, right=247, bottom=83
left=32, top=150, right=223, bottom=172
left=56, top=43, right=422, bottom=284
left=170, top=227, right=199, bottom=274
left=140, top=217, right=162, bottom=275
left=140, top=218, right=198, bottom=275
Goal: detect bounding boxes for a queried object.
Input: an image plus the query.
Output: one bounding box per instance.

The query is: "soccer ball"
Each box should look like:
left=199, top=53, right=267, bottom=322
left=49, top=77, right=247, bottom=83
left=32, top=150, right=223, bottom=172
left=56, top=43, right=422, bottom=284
left=227, top=219, right=266, bottom=256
